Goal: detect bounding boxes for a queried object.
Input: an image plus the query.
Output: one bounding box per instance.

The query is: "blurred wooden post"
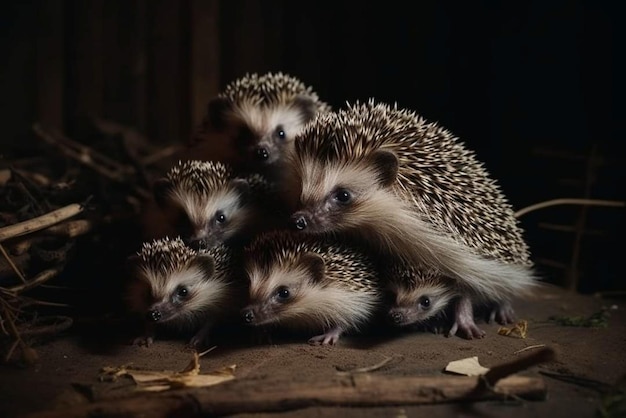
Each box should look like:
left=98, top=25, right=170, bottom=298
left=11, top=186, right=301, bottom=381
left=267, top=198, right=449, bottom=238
left=68, top=0, right=105, bottom=124
left=146, top=0, right=186, bottom=144
left=36, top=0, right=65, bottom=130
left=189, top=0, right=221, bottom=133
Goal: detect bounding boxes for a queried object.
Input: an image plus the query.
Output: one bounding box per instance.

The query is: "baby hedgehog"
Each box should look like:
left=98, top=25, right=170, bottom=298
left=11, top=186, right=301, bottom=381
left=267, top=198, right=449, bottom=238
left=125, top=236, right=241, bottom=348
left=241, top=230, right=384, bottom=345
left=288, top=100, right=536, bottom=337
left=152, top=159, right=279, bottom=250
left=191, top=72, right=331, bottom=181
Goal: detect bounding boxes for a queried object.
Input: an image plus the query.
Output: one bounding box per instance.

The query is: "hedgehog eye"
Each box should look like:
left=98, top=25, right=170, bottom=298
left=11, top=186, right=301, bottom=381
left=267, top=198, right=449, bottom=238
left=175, top=285, right=189, bottom=299
left=418, top=296, right=431, bottom=309
left=333, top=188, right=352, bottom=204
left=275, top=125, right=286, bottom=140
left=215, top=211, right=227, bottom=224
left=275, top=286, right=291, bottom=301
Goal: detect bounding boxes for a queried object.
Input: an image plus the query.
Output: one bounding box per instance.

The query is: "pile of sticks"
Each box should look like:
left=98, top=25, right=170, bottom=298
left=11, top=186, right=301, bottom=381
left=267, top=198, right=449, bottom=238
left=0, top=119, right=181, bottom=365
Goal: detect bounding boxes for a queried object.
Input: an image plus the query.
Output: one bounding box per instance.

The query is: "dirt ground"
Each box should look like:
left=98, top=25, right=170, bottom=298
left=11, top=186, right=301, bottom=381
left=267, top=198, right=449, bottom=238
left=0, top=284, right=624, bottom=418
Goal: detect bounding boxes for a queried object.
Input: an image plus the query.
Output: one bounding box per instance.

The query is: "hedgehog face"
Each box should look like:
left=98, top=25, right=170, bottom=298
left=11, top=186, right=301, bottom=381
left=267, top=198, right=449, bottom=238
left=208, top=95, right=318, bottom=172
left=290, top=150, right=399, bottom=233
left=236, top=99, right=317, bottom=169
left=241, top=251, right=327, bottom=328
left=386, top=279, right=454, bottom=327
left=155, top=178, right=253, bottom=249
left=126, top=253, right=228, bottom=326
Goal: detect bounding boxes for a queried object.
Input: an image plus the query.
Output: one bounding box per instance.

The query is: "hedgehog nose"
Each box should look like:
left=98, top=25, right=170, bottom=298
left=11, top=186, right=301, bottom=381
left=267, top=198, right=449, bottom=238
left=148, top=309, right=162, bottom=322
left=242, top=309, right=255, bottom=324
left=188, top=239, right=207, bottom=251
left=291, top=214, right=308, bottom=231
left=255, top=147, right=269, bottom=160
left=390, top=311, right=404, bottom=325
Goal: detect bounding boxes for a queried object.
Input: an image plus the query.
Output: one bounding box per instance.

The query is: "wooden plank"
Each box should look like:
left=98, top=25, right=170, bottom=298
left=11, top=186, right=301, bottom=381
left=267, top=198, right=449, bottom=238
left=132, top=0, right=148, bottom=135
left=35, top=0, right=65, bottom=130
left=66, top=0, right=105, bottom=126
left=146, top=0, right=186, bottom=144
left=189, top=0, right=221, bottom=134
left=220, top=0, right=284, bottom=79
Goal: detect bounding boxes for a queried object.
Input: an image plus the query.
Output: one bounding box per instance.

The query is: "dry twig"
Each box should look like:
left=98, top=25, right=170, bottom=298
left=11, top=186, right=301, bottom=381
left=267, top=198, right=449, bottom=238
left=0, top=204, right=85, bottom=243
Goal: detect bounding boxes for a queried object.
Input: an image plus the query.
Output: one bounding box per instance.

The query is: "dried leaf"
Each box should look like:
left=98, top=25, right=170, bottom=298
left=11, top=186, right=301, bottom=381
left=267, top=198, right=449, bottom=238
left=130, top=365, right=236, bottom=392
left=444, top=356, right=490, bottom=376
left=498, top=320, right=528, bottom=339
left=98, top=351, right=235, bottom=392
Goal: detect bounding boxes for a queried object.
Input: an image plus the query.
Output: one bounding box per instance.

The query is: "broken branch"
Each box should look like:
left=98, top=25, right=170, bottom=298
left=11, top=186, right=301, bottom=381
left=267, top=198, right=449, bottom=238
left=0, top=204, right=84, bottom=242
left=23, top=372, right=549, bottom=418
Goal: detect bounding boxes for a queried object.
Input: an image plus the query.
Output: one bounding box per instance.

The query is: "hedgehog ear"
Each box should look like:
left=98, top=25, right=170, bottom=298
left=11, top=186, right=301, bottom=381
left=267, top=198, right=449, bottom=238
left=206, top=97, right=233, bottom=131
left=370, top=150, right=399, bottom=187
left=124, top=254, right=142, bottom=278
left=292, top=95, right=318, bottom=123
left=301, top=252, right=326, bottom=284
left=193, top=253, right=216, bottom=281
left=231, top=178, right=252, bottom=202
left=152, top=178, right=173, bottom=208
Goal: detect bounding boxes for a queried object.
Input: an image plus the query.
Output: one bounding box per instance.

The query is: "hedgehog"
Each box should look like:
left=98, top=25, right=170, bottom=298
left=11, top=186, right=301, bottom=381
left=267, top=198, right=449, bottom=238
left=190, top=72, right=331, bottom=182
left=383, top=258, right=492, bottom=339
left=125, top=236, right=242, bottom=348
left=240, top=230, right=385, bottom=345
left=151, top=159, right=283, bottom=250
left=287, top=100, right=537, bottom=338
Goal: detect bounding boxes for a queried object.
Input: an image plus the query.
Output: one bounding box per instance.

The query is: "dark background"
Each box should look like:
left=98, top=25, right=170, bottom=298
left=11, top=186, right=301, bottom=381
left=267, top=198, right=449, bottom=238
left=1, top=0, right=623, bottom=293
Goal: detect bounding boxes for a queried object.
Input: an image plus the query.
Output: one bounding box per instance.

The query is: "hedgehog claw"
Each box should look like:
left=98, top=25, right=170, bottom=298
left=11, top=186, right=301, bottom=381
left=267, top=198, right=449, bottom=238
left=488, top=301, right=516, bottom=325
left=188, top=323, right=214, bottom=351
left=308, top=327, right=343, bottom=345
left=133, top=335, right=154, bottom=347
left=448, top=296, right=486, bottom=340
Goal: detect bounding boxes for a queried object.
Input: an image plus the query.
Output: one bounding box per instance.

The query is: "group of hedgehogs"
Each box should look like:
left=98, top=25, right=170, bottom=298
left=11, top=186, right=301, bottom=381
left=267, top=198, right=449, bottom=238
left=125, top=72, right=538, bottom=349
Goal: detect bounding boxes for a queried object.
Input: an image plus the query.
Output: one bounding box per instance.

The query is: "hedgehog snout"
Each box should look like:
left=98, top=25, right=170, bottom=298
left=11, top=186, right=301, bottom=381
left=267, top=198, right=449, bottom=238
left=147, top=309, right=162, bottom=322
left=291, top=213, right=308, bottom=230
left=241, top=308, right=256, bottom=324
left=255, top=147, right=269, bottom=161
left=187, top=238, right=208, bottom=252
left=388, top=309, right=405, bottom=325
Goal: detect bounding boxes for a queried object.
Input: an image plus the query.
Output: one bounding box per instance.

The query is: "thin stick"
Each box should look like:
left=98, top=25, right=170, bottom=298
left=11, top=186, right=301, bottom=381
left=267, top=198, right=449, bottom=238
left=0, top=243, right=27, bottom=283
left=336, top=355, right=403, bottom=375
left=515, top=198, right=625, bottom=218
left=2, top=267, right=63, bottom=295
left=141, top=145, right=184, bottom=166
left=32, top=124, right=127, bottom=182
left=481, top=346, right=556, bottom=389
left=42, top=220, right=93, bottom=238
left=0, top=204, right=84, bottom=242
left=513, top=345, right=547, bottom=355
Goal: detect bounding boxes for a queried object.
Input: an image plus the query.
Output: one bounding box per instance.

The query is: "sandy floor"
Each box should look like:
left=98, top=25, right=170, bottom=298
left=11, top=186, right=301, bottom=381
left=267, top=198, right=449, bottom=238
left=1, top=284, right=624, bottom=418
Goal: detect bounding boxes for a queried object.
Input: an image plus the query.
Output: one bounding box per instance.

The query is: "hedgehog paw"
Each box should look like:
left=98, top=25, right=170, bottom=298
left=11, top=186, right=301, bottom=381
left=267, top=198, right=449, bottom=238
left=308, top=327, right=342, bottom=345
left=188, top=323, right=214, bottom=351
left=488, top=301, right=516, bottom=325
left=448, top=296, right=486, bottom=340
left=133, top=335, right=154, bottom=347
left=448, top=320, right=486, bottom=340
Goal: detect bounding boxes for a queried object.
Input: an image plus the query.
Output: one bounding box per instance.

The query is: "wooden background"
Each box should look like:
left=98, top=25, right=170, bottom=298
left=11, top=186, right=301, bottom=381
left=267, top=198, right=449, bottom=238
left=1, top=0, right=623, bottom=292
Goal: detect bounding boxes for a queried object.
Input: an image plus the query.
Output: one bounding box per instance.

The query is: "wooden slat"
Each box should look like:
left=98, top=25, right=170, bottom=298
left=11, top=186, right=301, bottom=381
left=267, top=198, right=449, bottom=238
left=146, top=0, right=186, bottom=144
left=36, top=0, right=65, bottom=130
left=220, top=0, right=284, bottom=79
left=189, top=0, right=221, bottom=133
left=67, top=0, right=105, bottom=125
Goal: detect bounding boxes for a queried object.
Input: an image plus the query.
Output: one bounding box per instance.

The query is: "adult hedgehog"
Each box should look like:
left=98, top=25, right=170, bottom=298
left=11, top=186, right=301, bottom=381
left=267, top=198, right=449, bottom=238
left=288, top=100, right=537, bottom=337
